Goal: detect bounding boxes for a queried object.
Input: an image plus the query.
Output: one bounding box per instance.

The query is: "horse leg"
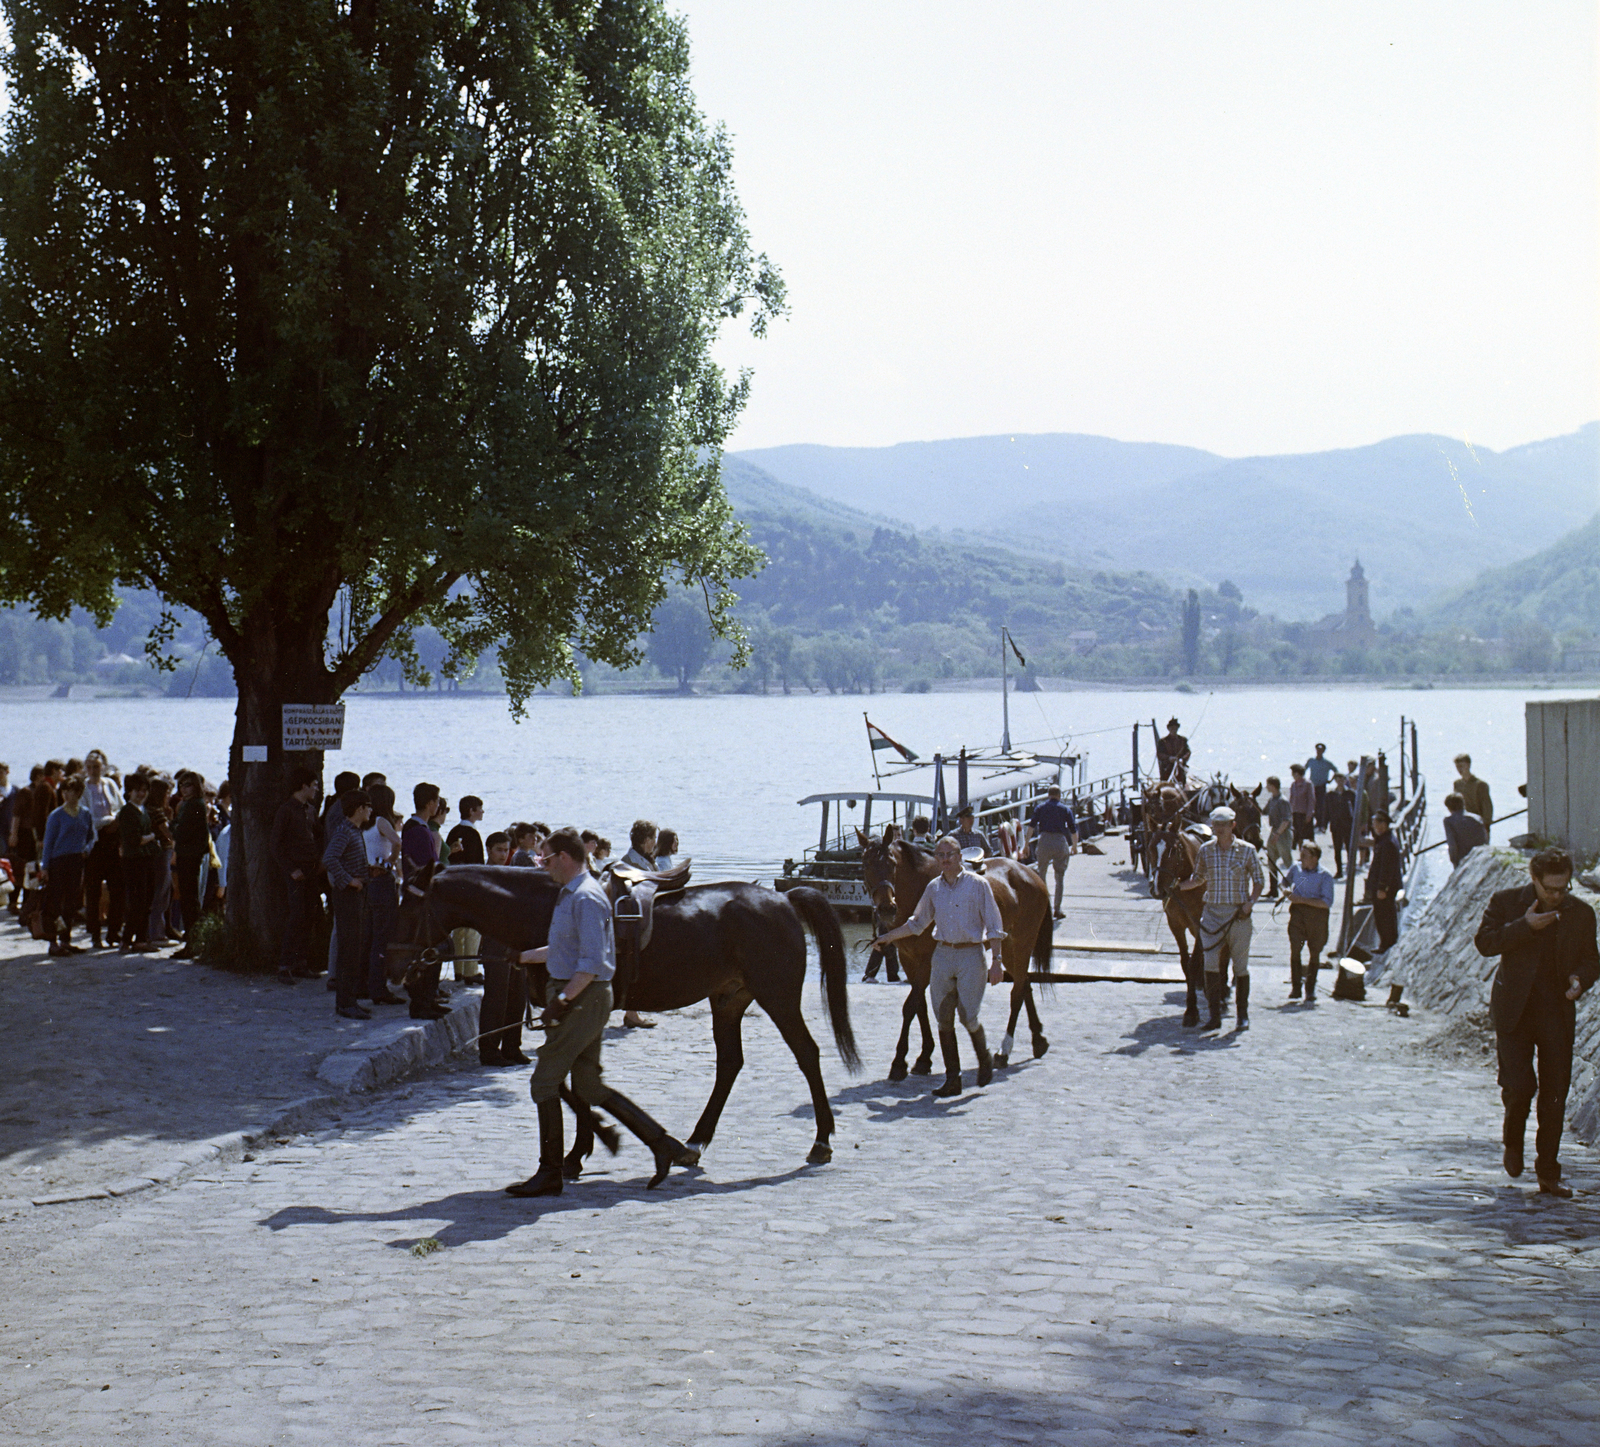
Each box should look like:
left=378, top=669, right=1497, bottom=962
left=1022, top=983, right=1049, bottom=1058
left=681, top=990, right=752, bottom=1166
left=888, top=985, right=915, bottom=1080
left=996, top=981, right=1026, bottom=1069
left=910, top=983, right=935, bottom=1074
left=562, top=1080, right=620, bottom=1179
left=761, top=996, right=836, bottom=1165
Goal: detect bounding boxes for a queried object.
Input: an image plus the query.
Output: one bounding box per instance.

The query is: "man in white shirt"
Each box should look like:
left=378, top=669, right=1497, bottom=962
left=81, top=749, right=125, bottom=949
left=871, top=836, right=1006, bottom=1097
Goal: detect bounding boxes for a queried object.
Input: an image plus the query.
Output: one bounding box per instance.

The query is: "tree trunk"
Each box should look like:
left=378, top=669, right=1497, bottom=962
left=225, top=614, right=338, bottom=965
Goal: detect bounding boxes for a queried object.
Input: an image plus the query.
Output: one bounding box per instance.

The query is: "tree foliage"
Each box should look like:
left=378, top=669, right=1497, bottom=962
left=0, top=0, right=778, bottom=702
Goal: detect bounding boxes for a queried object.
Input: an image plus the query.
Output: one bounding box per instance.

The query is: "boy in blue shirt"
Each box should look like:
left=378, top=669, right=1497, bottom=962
left=1284, top=841, right=1335, bottom=1002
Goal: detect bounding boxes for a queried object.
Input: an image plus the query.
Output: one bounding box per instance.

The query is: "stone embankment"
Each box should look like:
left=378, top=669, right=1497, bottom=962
left=1385, top=845, right=1600, bottom=1140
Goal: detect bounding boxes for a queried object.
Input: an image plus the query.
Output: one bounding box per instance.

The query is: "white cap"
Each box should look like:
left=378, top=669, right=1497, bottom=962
left=1208, top=806, right=1236, bottom=824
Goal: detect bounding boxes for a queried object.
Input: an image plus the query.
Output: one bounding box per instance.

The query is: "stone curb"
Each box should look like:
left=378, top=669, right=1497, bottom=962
left=9, top=990, right=483, bottom=1214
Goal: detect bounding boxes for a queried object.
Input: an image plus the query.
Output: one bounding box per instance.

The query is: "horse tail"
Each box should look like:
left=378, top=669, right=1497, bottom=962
left=1031, top=909, right=1056, bottom=998
left=786, top=886, right=861, bottom=1073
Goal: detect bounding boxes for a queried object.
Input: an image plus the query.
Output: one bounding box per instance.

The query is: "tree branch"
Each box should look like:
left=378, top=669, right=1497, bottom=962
left=329, top=567, right=461, bottom=693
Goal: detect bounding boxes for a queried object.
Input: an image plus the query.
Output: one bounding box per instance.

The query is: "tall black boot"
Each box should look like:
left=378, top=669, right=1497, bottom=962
left=1236, top=976, right=1251, bottom=1031
left=1288, top=960, right=1302, bottom=1000
left=1204, top=975, right=1224, bottom=1031
left=505, top=1097, right=565, bottom=1197
left=1304, top=965, right=1319, bottom=1003
left=932, top=1030, right=963, bottom=1097
left=599, top=1089, right=694, bottom=1189
left=971, top=1025, right=994, bottom=1087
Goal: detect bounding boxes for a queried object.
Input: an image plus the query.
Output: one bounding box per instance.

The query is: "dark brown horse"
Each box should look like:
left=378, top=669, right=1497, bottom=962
left=857, top=831, right=1054, bottom=1075
left=392, top=864, right=859, bottom=1168
left=1228, top=783, right=1264, bottom=848
left=1152, top=820, right=1238, bottom=1027
left=1141, top=781, right=1198, bottom=885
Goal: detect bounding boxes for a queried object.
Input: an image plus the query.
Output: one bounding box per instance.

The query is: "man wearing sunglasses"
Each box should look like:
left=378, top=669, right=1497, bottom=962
left=1475, top=848, right=1598, bottom=1197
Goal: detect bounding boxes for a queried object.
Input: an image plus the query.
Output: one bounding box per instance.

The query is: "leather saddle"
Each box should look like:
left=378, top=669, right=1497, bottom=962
left=604, top=860, right=691, bottom=1006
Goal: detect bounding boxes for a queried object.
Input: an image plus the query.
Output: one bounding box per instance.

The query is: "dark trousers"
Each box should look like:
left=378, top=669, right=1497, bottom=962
left=85, top=830, right=123, bottom=943
left=366, top=875, right=398, bottom=996
left=479, top=954, right=527, bottom=1061
left=174, top=851, right=204, bottom=938
left=42, top=854, right=85, bottom=946
left=1287, top=902, right=1329, bottom=968
left=1313, top=784, right=1329, bottom=830
left=330, top=884, right=366, bottom=1009
left=1498, top=994, right=1574, bottom=1181
left=280, top=875, right=319, bottom=974
left=1370, top=896, right=1398, bottom=953
left=1329, top=820, right=1350, bottom=877
left=1291, top=812, right=1312, bottom=845
left=120, top=855, right=154, bottom=946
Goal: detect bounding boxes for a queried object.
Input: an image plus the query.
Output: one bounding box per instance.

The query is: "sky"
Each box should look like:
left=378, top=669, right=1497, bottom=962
left=677, top=1, right=1600, bottom=458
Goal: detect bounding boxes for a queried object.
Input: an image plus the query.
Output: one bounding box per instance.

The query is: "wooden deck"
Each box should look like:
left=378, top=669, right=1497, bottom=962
left=1045, top=830, right=1297, bottom=984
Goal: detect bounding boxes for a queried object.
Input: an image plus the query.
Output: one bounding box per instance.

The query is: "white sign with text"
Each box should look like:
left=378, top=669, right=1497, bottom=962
left=281, top=704, right=346, bottom=751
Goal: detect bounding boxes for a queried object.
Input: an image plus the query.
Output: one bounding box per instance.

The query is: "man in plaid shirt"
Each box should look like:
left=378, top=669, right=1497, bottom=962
left=1181, top=805, right=1264, bottom=1032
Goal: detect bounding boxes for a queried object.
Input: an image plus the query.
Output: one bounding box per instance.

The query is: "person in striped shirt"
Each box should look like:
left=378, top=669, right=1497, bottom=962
left=1180, top=806, right=1264, bottom=1032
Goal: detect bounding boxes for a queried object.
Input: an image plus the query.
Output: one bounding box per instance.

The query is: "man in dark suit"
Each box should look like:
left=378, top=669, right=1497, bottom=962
left=1475, top=848, right=1599, bottom=1197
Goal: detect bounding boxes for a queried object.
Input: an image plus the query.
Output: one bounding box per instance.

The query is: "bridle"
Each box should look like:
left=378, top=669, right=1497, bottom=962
left=860, top=843, right=900, bottom=931
left=386, top=881, right=452, bottom=972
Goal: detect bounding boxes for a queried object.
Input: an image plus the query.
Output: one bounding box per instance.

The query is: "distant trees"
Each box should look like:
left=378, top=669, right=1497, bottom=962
left=646, top=594, right=716, bottom=693
left=1504, top=619, right=1556, bottom=672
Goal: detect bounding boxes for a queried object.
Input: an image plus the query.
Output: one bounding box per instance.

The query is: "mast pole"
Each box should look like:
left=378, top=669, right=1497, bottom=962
left=1001, top=627, right=1012, bottom=752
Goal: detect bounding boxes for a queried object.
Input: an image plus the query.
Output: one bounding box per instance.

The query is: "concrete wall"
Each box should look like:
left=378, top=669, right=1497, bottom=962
left=1527, top=697, right=1600, bottom=861
left=1385, top=845, right=1600, bottom=1143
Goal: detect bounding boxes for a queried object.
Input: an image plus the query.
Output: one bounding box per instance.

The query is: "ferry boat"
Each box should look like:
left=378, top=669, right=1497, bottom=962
left=773, top=749, right=1079, bottom=921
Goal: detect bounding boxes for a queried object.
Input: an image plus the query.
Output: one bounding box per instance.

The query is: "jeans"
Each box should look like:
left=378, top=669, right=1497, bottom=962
left=42, top=853, right=85, bottom=947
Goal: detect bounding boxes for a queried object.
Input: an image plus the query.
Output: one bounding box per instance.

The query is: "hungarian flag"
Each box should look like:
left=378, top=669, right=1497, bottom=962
left=866, top=719, right=919, bottom=762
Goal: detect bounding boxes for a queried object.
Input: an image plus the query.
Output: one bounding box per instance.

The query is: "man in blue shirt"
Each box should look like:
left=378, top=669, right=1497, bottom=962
left=1283, top=841, right=1335, bottom=1001
left=508, top=828, right=691, bottom=1198
left=1027, top=784, right=1078, bottom=919
left=1305, top=744, right=1338, bottom=833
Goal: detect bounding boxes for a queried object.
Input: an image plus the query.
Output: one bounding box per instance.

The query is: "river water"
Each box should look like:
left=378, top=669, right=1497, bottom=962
left=0, top=684, right=1577, bottom=882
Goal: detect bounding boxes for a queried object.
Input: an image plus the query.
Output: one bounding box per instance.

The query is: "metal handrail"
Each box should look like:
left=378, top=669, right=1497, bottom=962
left=1334, top=760, right=1427, bottom=958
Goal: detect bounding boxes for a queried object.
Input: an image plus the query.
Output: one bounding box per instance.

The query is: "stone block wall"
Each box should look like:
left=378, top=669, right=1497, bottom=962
left=1384, top=845, right=1600, bottom=1143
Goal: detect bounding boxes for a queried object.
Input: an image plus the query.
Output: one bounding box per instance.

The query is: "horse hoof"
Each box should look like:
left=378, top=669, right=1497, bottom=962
left=910, top=1057, right=934, bottom=1076
left=1182, top=1009, right=1200, bottom=1029
left=806, top=1143, right=832, bottom=1165
left=1032, top=1036, right=1049, bottom=1060
left=888, top=1059, right=908, bottom=1083
left=992, top=1054, right=1010, bottom=1070
left=562, top=1155, right=585, bottom=1180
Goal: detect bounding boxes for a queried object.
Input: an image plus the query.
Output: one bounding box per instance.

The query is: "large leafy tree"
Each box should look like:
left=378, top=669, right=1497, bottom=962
left=0, top=0, right=779, bottom=949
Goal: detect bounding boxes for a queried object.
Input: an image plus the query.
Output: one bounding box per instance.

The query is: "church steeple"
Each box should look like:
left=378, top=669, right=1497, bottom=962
left=1345, top=559, right=1371, bottom=626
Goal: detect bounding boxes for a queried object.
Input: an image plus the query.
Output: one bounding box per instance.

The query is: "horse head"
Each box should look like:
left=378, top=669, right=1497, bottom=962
left=856, top=827, right=900, bottom=930
left=1153, top=822, right=1195, bottom=898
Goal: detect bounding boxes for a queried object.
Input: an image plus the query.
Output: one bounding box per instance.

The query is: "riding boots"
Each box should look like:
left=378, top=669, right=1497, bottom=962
left=1204, top=975, right=1225, bottom=1031
left=972, top=1025, right=994, bottom=1087
left=1288, top=962, right=1303, bottom=1000
left=1236, top=977, right=1251, bottom=1031
left=598, top=1090, right=694, bottom=1189
left=1304, top=966, right=1319, bottom=1002
left=932, top=1030, right=963, bottom=1097
left=1503, top=1110, right=1526, bottom=1179
left=505, top=1097, right=566, bottom=1197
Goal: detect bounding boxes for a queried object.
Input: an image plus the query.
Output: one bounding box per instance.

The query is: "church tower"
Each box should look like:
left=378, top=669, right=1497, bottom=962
left=1344, top=559, right=1374, bottom=641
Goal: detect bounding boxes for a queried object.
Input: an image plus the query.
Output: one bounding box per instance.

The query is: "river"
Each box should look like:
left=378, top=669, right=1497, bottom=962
left=0, top=684, right=1576, bottom=883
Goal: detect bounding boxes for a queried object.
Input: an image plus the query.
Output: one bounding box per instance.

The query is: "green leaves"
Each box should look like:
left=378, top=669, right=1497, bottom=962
left=0, top=0, right=779, bottom=704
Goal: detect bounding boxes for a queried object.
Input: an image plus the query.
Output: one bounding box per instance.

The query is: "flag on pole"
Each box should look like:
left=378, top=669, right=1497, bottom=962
left=1004, top=629, right=1027, bottom=668
left=865, top=718, right=919, bottom=762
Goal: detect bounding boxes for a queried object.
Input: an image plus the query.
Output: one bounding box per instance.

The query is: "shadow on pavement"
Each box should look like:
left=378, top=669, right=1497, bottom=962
left=259, top=1166, right=814, bottom=1247
left=816, top=1059, right=1045, bottom=1123
left=1112, top=991, right=1249, bottom=1056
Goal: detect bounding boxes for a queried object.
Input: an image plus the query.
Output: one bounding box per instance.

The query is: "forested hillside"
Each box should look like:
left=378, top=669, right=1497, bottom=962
left=1416, top=514, right=1600, bottom=638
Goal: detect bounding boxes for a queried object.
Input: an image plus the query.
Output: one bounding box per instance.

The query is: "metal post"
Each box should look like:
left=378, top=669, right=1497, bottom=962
left=958, top=747, right=969, bottom=812
left=1378, top=750, right=1389, bottom=817
left=1132, top=722, right=1140, bottom=786
left=1396, top=718, right=1406, bottom=807
left=818, top=800, right=830, bottom=854
left=1000, top=629, right=1011, bottom=753
left=1411, top=720, right=1419, bottom=792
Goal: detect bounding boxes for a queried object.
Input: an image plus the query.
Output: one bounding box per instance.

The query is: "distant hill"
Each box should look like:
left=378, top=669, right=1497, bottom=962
left=1415, top=513, right=1600, bottom=638
left=721, top=456, right=1176, bottom=649
left=734, top=425, right=1600, bottom=619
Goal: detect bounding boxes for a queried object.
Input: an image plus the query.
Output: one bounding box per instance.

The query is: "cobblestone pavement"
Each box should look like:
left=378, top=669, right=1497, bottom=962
left=2, top=977, right=1597, bottom=1447
left=0, top=923, right=455, bottom=1198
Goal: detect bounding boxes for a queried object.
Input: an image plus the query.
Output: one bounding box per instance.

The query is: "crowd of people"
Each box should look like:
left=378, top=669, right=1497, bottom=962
left=2, top=752, right=232, bottom=958
left=0, top=751, right=683, bottom=1059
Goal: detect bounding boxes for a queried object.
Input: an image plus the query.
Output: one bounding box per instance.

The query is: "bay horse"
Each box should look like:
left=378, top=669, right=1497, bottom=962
left=1228, top=783, right=1264, bottom=848
left=391, top=864, right=859, bottom=1168
left=1141, top=781, right=1198, bottom=887
left=1152, top=818, right=1236, bottom=1027
left=857, top=831, right=1054, bottom=1075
